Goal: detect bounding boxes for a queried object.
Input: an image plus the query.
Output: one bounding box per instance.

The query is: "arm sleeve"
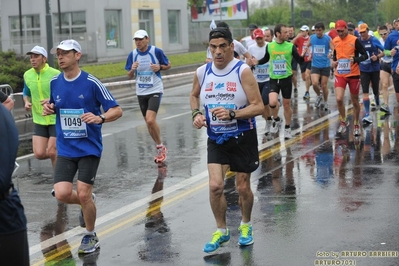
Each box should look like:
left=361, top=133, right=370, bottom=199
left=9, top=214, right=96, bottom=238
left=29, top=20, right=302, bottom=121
left=354, top=38, right=369, bottom=63
left=258, top=45, right=270, bottom=65
left=371, top=37, right=384, bottom=52
left=292, top=45, right=304, bottom=64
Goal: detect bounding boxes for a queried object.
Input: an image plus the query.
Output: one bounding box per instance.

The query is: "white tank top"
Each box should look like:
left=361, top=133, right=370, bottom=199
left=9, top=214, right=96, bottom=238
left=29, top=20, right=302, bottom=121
left=197, top=58, right=256, bottom=140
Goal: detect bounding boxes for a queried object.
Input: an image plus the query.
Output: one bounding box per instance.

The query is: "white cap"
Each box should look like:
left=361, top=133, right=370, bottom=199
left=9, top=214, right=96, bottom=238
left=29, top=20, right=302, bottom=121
left=26, top=46, right=48, bottom=57
left=50, top=39, right=82, bottom=54
left=300, top=25, right=309, bottom=31
left=133, top=30, right=149, bottom=39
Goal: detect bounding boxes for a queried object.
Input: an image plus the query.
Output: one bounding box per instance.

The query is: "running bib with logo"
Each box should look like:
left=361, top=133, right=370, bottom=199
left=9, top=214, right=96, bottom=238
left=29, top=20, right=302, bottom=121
left=137, top=71, right=154, bottom=88
left=207, top=103, right=238, bottom=133
left=272, top=59, right=287, bottom=75
left=313, top=45, right=325, bottom=56
left=255, top=63, right=269, bottom=81
left=360, top=51, right=371, bottom=65
left=60, top=109, right=87, bottom=138
left=337, top=59, right=351, bottom=74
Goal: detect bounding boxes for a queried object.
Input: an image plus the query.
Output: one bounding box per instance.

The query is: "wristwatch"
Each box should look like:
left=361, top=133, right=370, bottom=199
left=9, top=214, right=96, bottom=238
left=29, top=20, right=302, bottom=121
left=99, top=114, right=106, bottom=124
left=229, top=110, right=236, bottom=120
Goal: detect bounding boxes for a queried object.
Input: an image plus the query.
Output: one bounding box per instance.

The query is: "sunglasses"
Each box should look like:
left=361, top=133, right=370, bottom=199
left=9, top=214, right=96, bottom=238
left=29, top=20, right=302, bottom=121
left=380, top=32, right=388, bottom=36
left=337, top=30, right=345, bottom=33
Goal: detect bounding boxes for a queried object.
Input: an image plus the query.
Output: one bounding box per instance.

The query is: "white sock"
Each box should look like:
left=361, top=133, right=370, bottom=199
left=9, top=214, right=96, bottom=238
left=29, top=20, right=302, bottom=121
left=240, top=221, right=251, bottom=226
left=217, top=228, right=227, bottom=234
left=85, top=230, right=95, bottom=236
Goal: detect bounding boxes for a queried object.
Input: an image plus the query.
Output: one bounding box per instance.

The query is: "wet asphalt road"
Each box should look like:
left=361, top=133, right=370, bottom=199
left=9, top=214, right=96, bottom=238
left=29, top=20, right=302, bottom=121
left=12, top=80, right=399, bottom=266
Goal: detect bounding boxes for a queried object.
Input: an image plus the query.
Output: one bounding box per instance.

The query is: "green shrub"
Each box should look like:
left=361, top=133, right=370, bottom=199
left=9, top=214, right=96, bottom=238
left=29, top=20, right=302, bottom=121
left=0, top=51, right=31, bottom=93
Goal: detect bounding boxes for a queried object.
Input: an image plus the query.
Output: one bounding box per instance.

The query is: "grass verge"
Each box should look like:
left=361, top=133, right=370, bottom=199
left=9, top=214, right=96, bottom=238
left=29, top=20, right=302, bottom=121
left=81, top=50, right=206, bottom=80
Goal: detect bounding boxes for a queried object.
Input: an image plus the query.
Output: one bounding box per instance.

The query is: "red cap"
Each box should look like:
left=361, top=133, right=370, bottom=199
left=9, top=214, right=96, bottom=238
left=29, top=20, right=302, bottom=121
left=253, top=28, right=264, bottom=38
left=335, top=20, right=347, bottom=30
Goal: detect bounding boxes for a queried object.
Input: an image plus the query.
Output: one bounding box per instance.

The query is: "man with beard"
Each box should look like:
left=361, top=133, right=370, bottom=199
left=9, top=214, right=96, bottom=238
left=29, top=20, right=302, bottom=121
left=252, top=24, right=304, bottom=139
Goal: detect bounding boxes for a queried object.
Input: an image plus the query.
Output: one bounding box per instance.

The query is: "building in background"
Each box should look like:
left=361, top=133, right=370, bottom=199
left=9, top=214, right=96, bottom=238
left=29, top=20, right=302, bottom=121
left=0, top=0, right=189, bottom=62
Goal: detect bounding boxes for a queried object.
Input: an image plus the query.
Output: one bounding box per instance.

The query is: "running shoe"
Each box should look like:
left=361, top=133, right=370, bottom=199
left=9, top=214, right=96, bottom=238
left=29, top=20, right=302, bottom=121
left=264, top=119, right=272, bottom=136
left=79, top=193, right=96, bottom=228
left=370, top=97, right=376, bottom=111
left=353, top=123, right=361, bottom=136
left=315, top=95, right=323, bottom=108
left=203, top=229, right=230, bottom=254
left=270, top=118, right=281, bottom=134
left=380, top=103, right=390, bottom=113
left=303, top=91, right=310, bottom=100
left=284, top=127, right=292, bottom=139
left=238, top=224, right=254, bottom=246
left=154, top=145, right=167, bottom=163
left=293, top=88, right=298, bottom=97
left=337, top=119, right=349, bottom=134
left=78, top=233, right=100, bottom=254
left=323, top=103, right=329, bottom=111
left=362, top=114, right=372, bottom=125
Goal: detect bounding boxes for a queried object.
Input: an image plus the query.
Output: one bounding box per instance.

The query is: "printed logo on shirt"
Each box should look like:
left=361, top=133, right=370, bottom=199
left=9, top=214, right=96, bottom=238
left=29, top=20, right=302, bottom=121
left=205, top=82, right=213, bottom=91
left=55, top=95, right=61, bottom=103
left=204, top=93, right=235, bottom=101
left=226, top=82, right=237, bottom=92
left=215, top=83, right=225, bottom=90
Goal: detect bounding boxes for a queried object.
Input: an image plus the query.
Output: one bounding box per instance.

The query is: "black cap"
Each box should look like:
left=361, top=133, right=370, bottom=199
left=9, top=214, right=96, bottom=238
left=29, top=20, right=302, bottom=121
left=248, top=24, right=258, bottom=30
left=209, top=27, right=233, bottom=43
left=216, top=21, right=230, bottom=30
left=347, top=23, right=355, bottom=30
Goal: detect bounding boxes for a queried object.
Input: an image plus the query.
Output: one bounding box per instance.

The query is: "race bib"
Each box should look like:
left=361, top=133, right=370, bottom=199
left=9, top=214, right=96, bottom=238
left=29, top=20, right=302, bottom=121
left=255, top=63, right=269, bottom=81
left=313, top=45, right=325, bottom=56
left=207, top=103, right=238, bottom=133
left=337, top=59, right=351, bottom=74
left=137, top=71, right=154, bottom=88
left=272, top=59, right=287, bottom=75
left=60, top=109, right=87, bottom=138
left=360, top=51, right=371, bottom=65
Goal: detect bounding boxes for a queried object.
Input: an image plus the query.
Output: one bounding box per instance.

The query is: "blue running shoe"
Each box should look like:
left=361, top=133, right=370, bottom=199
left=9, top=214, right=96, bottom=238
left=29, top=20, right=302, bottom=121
left=78, top=233, right=100, bottom=254
left=238, top=224, right=254, bottom=246
left=203, top=229, right=230, bottom=253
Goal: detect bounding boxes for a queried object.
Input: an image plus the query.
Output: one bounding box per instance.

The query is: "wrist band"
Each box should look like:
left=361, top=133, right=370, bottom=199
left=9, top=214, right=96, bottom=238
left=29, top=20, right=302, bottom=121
left=192, top=109, right=203, bottom=121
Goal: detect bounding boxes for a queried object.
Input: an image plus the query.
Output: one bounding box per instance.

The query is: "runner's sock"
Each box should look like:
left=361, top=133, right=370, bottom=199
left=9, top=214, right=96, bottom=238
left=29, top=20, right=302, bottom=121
left=363, top=98, right=370, bottom=114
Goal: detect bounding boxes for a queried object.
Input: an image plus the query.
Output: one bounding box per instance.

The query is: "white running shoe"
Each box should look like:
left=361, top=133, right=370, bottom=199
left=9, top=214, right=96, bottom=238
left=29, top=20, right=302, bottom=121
left=284, top=127, right=292, bottom=139
left=264, top=119, right=272, bottom=135
left=270, top=118, right=281, bottom=134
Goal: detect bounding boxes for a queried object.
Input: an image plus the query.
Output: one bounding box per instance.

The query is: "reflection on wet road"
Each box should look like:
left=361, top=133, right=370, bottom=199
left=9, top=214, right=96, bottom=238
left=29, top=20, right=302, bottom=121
left=13, top=83, right=399, bottom=265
